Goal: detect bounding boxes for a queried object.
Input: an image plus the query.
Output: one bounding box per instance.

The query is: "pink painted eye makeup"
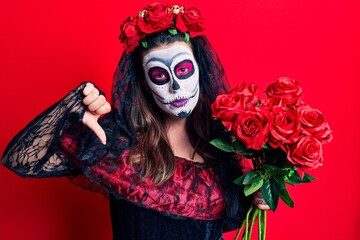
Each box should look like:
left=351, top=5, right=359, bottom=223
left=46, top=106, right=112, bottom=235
left=174, top=60, right=194, bottom=79
left=148, top=67, right=170, bottom=85
left=142, top=44, right=200, bottom=118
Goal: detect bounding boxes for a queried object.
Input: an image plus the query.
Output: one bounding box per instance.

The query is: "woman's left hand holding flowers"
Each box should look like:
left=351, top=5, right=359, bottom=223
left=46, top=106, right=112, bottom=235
left=253, top=191, right=270, bottom=210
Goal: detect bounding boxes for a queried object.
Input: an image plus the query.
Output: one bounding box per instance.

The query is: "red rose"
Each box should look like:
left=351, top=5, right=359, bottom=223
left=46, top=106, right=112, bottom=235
left=211, top=93, right=243, bottom=130
left=228, top=82, right=259, bottom=108
left=181, top=7, right=205, bottom=32
left=238, top=155, right=254, bottom=173
left=138, top=3, right=174, bottom=34
left=211, top=83, right=259, bottom=130
left=119, top=16, right=142, bottom=53
left=286, top=135, right=323, bottom=170
left=232, top=106, right=270, bottom=150
left=266, top=77, right=304, bottom=107
left=269, top=106, right=301, bottom=149
left=297, top=105, right=333, bottom=144
left=312, top=122, right=333, bottom=144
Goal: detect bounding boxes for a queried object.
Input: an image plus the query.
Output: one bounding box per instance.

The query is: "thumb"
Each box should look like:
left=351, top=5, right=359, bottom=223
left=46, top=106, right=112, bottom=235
left=82, top=111, right=107, bottom=145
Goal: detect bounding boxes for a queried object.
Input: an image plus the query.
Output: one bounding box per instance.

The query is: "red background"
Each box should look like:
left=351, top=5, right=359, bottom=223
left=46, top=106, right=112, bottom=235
left=0, top=0, right=359, bottom=239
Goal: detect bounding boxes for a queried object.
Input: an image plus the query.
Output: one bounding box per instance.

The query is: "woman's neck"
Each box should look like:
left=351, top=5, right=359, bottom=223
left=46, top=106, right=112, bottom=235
left=165, top=117, right=204, bottom=163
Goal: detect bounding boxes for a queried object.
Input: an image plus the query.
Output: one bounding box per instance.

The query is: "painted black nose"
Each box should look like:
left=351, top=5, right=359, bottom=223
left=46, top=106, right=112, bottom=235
left=172, top=79, right=180, bottom=90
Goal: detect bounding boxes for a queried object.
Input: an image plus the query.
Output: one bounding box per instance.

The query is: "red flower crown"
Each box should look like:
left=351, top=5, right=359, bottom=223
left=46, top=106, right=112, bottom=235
left=119, top=2, right=205, bottom=53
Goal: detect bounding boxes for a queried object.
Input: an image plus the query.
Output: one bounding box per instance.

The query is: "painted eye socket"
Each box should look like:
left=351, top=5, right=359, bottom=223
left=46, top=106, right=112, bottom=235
left=148, top=67, right=170, bottom=85
left=174, top=60, right=194, bottom=79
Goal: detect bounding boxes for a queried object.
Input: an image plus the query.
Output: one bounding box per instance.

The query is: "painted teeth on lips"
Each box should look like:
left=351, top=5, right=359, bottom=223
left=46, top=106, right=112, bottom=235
left=171, top=98, right=188, bottom=107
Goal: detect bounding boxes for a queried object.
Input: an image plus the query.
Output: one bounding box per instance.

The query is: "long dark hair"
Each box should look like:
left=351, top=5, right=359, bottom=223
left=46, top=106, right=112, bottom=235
left=111, top=31, right=229, bottom=184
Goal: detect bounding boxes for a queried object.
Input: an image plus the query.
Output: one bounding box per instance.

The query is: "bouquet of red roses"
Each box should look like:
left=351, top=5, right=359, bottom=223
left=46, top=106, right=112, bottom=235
left=210, top=77, right=332, bottom=240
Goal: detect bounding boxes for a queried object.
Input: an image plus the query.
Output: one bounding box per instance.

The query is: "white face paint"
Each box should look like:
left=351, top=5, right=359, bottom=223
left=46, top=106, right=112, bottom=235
left=142, top=43, right=200, bottom=118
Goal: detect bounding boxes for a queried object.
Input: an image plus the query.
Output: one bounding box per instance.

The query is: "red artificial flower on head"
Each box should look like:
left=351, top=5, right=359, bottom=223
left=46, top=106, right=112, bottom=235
left=297, top=105, right=333, bottom=144
left=119, top=16, right=143, bottom=53
left=269, top=106, right=301, bottom=149
left=181, top=7, right=205, bottom=32
left=173, top=14, right=187, bottom=33
left=138, top=3, right=174, bottom=34
left=286, top=135, right=324, bottom=170
left=232, top=106, right=270, bottom=150
left=266, top=77, right=304, bottom=107
left=118, top=3, right=206, bottom=53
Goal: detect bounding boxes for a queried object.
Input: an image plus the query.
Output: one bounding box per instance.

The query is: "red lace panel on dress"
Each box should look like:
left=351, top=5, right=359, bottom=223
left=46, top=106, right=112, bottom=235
left=63, top=137, right=226, bottom=220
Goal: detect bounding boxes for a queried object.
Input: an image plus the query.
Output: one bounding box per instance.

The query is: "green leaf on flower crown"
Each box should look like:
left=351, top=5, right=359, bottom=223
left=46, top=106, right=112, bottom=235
left=260, top=178, right=280, bottom=211
left=168, top=28, right=178, bottom=36
left=262, top=144, right=269, bottom=149
left=184, top=32, right=190, bottom=42
left=210, top=138, right=233, bottom=152
left=232, top=140, right=253, bottom=157
left=141, top=41, right=148, bottom=48
left=244, top=179, right=264, bottom=196
left=243, top=171, right=263, bottom=185
left=278, top=181, right=294, bottom=208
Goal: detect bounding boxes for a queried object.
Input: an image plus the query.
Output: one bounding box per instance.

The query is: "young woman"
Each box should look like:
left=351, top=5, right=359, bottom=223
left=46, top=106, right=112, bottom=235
left=2, top=3, right=267, bottom=239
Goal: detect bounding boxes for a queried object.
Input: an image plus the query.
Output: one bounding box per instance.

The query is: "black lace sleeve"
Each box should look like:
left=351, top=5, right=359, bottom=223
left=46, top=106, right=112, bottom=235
left=1, top=83, right=90, bottom=178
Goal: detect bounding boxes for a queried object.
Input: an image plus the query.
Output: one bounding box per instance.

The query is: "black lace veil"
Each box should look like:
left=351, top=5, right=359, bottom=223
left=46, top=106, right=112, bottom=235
left=111, top=34, right=230, bottom=140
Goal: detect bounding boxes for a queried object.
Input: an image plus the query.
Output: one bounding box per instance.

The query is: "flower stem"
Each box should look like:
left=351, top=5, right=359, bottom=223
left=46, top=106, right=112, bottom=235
left=248, top=208, right=259, bottom=239
left=234, top=217, right=246, bottom=240
left=258, top=209, right=262, bottom=240
left=244, top=204, right=253, bottom=240
left=262, top=210, right=267, bottom=240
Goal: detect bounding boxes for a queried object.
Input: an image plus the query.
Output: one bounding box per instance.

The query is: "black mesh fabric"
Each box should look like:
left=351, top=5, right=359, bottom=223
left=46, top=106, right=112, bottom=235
left=1, top=84, right=86, bottom=178
left=1, top=34, right=250, bottom=235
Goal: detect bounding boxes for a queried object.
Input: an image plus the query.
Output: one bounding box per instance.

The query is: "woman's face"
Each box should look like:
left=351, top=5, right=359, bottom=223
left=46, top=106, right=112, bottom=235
left=142, top=41, right=199, bottom=118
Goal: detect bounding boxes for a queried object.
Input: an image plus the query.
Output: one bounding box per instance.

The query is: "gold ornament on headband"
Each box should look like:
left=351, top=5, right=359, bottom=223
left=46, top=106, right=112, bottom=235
left=169, top=5, right=184, bottom=14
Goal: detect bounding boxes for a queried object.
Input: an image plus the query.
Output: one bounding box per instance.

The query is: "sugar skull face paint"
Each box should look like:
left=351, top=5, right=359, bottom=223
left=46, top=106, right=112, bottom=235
left=142, top=43, right=200, bottom=118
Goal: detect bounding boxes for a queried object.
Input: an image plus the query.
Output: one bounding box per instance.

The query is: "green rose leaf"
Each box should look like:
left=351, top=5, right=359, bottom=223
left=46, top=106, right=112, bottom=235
left=285, top=171, right=316, bottom=184
left=233, top=174, right=246, bottom=185
left=263, top=164, right=289, bottom=177
left=303, top=173, right=317, bottom=182
left=210, top=138, right=233, bottom=152
left=260, top=178, right=280, bottom=211
left=243, top=171, right=263, bottom=185
left=244, top=179, right=264, bottom=196
left=280, top=188, right=294, bottom=208
left=278, top=181, right=294, bottom=208
left=232, top=140, right=253, bottom=157
left=285, top=171, right=303, bottom=184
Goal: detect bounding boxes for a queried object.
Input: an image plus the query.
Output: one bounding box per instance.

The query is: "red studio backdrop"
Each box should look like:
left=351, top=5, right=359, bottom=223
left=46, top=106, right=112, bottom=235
left=0, top=0, right=359, bottom=239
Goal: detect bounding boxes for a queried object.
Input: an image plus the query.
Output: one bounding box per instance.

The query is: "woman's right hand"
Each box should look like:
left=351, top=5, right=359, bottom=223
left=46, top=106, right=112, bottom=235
left=82, top=82, right=111, bottom=144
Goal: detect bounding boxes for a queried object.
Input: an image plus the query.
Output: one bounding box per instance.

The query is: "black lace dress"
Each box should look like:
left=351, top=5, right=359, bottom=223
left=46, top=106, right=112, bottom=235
left=2, top=83, right=249, bottom=240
